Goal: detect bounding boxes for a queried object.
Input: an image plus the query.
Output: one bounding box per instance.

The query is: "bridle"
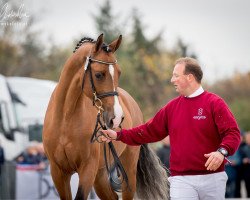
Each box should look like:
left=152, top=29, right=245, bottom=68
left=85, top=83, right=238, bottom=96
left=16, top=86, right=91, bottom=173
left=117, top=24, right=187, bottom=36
left=81, top=55, right=129, bottom=192
left=82, top=56, right=119, bottom=109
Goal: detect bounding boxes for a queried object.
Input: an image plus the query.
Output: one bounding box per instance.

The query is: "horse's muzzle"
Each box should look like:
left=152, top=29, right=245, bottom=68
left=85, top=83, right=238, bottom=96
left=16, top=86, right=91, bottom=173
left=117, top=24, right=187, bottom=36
left=103, top=111, right=123, bottom=129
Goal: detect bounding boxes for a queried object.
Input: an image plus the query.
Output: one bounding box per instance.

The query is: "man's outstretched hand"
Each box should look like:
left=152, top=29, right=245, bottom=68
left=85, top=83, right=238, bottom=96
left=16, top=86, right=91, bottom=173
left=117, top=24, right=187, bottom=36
left=100, top=129, right=118, bottom=142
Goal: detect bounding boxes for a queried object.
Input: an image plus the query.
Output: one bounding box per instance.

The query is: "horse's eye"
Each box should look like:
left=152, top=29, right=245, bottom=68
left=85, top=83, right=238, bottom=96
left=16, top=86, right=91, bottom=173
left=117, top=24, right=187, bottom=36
left=95, top=72, right=105, bottom=80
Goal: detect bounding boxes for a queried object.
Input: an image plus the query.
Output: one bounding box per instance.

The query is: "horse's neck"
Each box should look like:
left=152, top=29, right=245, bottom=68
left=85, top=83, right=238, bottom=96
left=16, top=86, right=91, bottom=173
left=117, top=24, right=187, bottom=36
left=55, top=69, right=83, bottom=118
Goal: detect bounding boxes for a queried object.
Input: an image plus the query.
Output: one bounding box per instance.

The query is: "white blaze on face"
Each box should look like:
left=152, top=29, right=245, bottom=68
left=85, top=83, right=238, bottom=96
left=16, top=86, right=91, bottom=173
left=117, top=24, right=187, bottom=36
left=109, top=65, right=124, bottom=128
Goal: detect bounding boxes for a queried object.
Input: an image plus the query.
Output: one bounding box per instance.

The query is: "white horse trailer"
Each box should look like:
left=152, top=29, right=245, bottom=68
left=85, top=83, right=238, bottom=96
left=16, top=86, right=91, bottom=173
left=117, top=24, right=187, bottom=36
left=0, top=74, right=56, bottom=161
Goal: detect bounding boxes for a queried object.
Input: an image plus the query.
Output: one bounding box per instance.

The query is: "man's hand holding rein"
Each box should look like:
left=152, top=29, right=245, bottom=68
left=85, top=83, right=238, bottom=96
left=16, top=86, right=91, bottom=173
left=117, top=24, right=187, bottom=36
left=100, top=129, right=118, bottom=142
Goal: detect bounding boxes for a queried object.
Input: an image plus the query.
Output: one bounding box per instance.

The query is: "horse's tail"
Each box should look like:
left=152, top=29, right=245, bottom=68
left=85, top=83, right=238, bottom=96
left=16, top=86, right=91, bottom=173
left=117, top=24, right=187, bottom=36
left=136, top=144, right=170, bottom=200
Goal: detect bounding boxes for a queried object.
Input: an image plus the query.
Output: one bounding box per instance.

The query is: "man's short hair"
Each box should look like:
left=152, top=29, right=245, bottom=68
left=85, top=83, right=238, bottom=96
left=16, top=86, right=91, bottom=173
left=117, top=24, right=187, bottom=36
left=175, top=57, right=203, bottom=83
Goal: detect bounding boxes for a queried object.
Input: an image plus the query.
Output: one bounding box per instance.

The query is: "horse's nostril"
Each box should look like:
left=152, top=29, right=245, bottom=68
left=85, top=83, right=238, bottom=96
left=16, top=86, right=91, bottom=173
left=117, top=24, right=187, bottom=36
left=108, top=119, right=114, bottom=129
left=103, top=111, right=115, bottom=129
left=107, top=115, right=115, bottom=128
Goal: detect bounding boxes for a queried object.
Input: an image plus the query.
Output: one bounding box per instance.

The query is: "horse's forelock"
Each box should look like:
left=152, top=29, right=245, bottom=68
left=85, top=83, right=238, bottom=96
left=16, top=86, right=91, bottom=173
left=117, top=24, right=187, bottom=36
left=101, top=43, right=112, bottom=53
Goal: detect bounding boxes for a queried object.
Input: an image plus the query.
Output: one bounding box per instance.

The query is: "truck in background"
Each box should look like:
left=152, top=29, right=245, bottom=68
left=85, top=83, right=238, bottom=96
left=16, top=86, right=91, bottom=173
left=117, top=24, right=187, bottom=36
left=0, top=74, right=57, bottom=161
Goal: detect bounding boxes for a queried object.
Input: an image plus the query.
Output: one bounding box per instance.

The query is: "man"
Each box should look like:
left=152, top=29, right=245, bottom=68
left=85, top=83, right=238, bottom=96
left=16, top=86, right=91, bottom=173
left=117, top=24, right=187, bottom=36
left=101, top=57, right=241, bottom=200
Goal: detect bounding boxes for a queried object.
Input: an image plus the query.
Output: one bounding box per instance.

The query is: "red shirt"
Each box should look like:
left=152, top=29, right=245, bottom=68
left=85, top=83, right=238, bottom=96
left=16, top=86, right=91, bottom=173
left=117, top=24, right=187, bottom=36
left=117, top=91, right=240, bottom=176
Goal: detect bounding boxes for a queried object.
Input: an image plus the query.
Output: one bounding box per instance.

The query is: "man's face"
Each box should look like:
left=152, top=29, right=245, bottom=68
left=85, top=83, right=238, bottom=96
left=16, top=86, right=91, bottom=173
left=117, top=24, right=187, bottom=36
left=171, top=63, right=189, bottom=95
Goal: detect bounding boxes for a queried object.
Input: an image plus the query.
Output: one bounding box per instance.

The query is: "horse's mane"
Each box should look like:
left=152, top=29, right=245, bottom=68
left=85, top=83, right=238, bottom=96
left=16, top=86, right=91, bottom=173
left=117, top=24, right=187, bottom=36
left=73, top=36, right=111, bottom=53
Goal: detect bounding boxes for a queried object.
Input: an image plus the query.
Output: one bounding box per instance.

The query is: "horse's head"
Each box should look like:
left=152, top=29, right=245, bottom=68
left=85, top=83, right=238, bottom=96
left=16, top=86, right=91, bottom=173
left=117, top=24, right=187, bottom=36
left=74, top=34, right=124, bottom=129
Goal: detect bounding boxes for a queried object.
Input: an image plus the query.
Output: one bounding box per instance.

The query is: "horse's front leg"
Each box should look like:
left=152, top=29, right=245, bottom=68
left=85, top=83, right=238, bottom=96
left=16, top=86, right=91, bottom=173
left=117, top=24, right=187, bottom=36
left=75, top=157, right=100, bottom=200
left=50, top=162, right=72, bottom=200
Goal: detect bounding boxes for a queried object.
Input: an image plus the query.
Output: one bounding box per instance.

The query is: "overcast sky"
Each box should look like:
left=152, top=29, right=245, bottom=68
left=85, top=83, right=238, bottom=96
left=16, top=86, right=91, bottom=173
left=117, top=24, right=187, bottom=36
left=21, top=0, right=250, bottom=83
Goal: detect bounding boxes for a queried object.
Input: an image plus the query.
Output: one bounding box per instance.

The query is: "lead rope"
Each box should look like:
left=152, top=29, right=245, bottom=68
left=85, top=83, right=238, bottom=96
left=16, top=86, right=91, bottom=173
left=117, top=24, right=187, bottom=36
left=90, top=110, right=129, bottom=192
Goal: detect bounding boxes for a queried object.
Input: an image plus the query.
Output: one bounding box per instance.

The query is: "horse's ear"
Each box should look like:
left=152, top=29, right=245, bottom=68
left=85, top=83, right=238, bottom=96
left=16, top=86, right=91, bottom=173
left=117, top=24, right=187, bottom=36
left=108, top=35, right=122, bottom=53
left=94, top=33, right=104, bottom=53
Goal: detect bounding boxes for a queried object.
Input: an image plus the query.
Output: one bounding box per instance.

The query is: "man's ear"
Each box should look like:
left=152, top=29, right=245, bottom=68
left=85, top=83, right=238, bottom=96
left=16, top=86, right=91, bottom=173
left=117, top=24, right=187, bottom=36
left=188, top=74, right=196, bottom=82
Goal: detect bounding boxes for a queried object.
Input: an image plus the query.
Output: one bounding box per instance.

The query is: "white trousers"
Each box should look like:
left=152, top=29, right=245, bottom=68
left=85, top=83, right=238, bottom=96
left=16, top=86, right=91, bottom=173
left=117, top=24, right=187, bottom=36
left=168, top=172, right=228, bottom=200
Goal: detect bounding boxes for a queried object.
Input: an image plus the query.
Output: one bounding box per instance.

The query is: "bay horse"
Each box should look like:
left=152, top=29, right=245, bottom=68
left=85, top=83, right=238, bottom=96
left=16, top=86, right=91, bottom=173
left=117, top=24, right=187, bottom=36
left=43, top=34, right=169, bottom=200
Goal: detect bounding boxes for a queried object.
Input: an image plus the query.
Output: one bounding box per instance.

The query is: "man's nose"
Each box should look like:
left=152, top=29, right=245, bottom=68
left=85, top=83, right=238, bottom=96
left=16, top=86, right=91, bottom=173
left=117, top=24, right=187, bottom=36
left=170, top=76, right=175, bottom=83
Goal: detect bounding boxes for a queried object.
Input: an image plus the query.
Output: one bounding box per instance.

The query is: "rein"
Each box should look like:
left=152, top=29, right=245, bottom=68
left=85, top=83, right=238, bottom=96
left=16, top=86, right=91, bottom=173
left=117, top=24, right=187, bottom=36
left=82, top=56, right=129, bottom=192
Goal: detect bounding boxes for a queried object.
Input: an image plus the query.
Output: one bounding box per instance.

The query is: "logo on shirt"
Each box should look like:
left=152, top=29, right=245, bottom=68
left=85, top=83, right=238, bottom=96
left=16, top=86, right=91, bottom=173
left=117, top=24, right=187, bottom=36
left=193, top=108, right=206, bottom=120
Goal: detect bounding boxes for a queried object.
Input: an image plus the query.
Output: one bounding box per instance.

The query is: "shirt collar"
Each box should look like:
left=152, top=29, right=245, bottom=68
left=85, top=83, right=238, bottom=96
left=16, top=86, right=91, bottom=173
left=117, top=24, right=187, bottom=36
left=187, top=86, right=204, bottom=98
